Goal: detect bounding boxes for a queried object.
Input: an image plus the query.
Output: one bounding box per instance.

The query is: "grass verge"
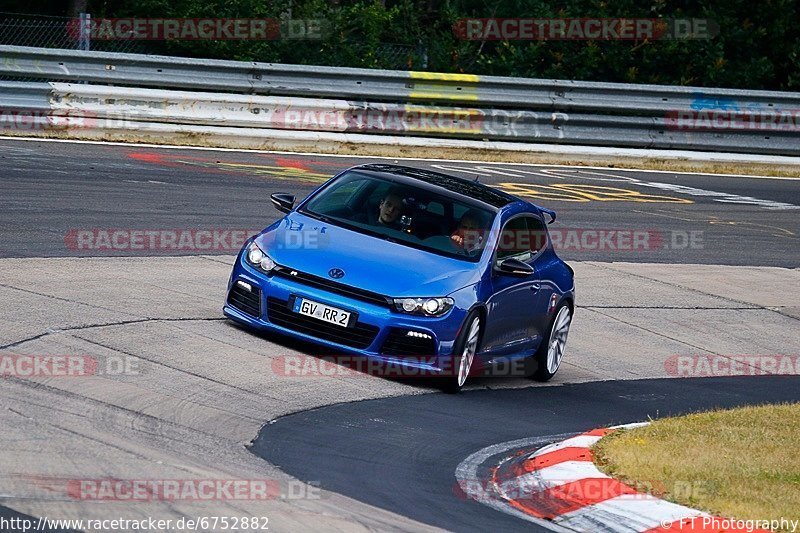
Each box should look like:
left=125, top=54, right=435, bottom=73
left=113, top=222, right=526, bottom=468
left=593, top=403, right=800, bottom=530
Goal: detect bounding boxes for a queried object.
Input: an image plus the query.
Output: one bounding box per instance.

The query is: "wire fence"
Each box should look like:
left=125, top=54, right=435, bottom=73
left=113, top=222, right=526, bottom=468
left=0, top=14, right=149, bottom=53
left=0, top=13, right=427, bottom=72
left=0, top=14, right=151, bottom=81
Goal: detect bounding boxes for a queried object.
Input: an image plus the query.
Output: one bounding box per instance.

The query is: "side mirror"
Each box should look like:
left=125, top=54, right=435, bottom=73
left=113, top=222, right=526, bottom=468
left=270, top=193, right=295, bottom=214
left=495, top=258, right=535, bottom=277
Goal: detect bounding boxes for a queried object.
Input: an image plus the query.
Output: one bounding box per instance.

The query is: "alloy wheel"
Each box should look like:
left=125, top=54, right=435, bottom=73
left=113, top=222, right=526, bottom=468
left=546, top=306, right=571, bottom=375
left=457, top=317, right=481, bottom=387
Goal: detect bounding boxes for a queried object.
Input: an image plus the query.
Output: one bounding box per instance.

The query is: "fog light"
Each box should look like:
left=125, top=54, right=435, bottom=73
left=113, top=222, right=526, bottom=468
left=236, top=280, right=252, bottom=292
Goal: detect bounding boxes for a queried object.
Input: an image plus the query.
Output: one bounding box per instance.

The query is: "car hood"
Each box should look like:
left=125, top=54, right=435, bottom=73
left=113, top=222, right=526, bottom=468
left=255, top=213, right=482, bottom=297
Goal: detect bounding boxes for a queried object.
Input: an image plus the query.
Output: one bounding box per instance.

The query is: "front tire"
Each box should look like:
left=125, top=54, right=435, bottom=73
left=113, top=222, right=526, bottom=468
left=532, top=303, right=572, bottom=382
left=442, top=311, right=482, bottom=393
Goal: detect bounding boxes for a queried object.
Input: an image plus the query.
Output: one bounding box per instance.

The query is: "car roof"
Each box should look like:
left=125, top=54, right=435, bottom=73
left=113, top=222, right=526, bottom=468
left=349, top=164, right=518, bottom=209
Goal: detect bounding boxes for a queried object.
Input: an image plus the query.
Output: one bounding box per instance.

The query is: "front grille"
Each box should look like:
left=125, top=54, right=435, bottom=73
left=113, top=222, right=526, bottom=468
left=272, top=265, right=391, bottom=308
left=380, top=328, right=437, bottom=357
left=266, top=297, right=379, bottom=349
left=227, top=282, right=262, bottom=318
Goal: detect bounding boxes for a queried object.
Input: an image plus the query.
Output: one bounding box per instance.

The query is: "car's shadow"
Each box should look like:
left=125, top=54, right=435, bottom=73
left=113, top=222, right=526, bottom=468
left=224, top=319, right=537, bottom=392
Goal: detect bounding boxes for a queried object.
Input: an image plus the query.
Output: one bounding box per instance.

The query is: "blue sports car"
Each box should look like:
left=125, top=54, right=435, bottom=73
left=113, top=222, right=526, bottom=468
left=224, top=164, right=575, bottom=392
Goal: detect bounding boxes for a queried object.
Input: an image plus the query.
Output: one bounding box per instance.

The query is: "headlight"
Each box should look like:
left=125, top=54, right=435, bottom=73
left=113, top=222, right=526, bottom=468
left=246, top=242, right=276, bottom=272
left=392, top=297, right=454, bottom=317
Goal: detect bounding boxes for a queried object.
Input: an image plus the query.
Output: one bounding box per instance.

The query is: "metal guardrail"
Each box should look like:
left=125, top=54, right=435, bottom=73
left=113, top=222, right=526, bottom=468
left=1, top=45, right=799, bottom=155
left=0, top=81, right=51, bottom=111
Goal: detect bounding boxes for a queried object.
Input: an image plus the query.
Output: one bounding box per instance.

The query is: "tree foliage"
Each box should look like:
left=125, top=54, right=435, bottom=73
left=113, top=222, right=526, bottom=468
left=13, top=0, right=799, bottom=90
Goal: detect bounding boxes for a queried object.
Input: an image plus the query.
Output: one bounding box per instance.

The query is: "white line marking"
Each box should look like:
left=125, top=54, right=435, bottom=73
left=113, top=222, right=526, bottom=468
left=531, top=435, right=603, bottom=457
left=609, top=422, right=651, bottom=430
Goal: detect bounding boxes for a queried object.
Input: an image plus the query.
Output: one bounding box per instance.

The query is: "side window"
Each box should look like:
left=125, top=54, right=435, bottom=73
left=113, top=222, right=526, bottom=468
left=527, top=215, right=548, bottom=255
left=425, top=201, right=445, bottom=216
left=496, top=216, right=530, bottom=261
left=496, top=215, right=548, bottom=261
left=452, top=204, right=469, bottom=220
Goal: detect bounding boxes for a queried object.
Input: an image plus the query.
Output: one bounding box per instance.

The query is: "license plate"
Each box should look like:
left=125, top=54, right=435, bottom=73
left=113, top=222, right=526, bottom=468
left=292, top=297, right=351, bottom=328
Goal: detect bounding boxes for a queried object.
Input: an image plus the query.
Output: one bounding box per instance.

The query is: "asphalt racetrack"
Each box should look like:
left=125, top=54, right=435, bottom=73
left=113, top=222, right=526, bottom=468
left=1, top=137, right=799, bottom=532
left=253, top=376, right=800, bottom=532
left=2, top=138, right=798, bottom=266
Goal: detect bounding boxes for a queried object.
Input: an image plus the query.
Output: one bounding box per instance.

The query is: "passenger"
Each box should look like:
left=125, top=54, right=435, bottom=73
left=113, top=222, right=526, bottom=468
left=450, top=210, right=486, bottom=252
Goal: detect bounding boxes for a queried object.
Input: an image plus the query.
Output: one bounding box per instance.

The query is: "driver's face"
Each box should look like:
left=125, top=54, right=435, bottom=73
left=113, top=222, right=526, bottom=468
left=459, top=217, right=480, bottom=231
left=379, top=195, right=402, bottom=223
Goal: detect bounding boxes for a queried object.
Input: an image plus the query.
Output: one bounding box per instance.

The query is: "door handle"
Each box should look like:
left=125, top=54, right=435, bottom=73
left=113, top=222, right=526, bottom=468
left=530, top=283, right=541, bottom=291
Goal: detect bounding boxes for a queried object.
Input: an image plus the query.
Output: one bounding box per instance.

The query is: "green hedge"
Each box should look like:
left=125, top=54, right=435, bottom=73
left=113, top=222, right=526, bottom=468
left=79, top=0, right=800, bottom=91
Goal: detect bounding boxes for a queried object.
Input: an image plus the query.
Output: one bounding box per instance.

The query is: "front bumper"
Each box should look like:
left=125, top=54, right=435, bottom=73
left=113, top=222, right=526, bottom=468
left=223, top=253, right=468, bottom=375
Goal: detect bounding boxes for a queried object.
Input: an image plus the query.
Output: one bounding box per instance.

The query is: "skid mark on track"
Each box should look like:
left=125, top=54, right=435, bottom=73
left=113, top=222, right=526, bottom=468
left=0, top=316, right=225, bottom=350
left=632, top=208, right=798, bottom=239
left=70, top=333, right=283, bottom=406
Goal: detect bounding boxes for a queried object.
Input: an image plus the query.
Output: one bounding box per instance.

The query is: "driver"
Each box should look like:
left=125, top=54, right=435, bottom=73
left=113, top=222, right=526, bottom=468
left=377, top=190, right=404, bottom=228
left=353, top=188, right=407, bottom=230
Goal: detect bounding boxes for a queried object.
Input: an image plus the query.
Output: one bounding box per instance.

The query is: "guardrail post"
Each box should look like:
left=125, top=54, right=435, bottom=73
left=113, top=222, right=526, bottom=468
left=417, top=41, right=428, bottom=69
left=78, top=13, right=91, bottom=51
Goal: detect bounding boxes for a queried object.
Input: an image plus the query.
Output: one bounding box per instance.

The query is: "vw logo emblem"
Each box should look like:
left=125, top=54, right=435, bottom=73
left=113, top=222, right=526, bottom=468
left=328, top=268, right=345, bottom=279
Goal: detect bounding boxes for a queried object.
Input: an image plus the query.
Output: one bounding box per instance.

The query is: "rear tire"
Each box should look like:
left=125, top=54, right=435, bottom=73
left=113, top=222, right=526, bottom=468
left=532, top=303, right=572, bottom=382
left=441, top=311, right=482, bottom=394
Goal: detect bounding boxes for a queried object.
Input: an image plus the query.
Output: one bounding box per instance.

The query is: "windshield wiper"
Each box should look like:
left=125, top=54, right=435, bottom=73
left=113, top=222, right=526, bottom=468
left=303, top=210, right=336, bottom=225
left=314, top=213, right=336, bottom=224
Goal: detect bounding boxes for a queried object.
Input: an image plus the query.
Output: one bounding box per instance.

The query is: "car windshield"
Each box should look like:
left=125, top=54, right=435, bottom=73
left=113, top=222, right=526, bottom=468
left=300, top=170, right=495, bottom=261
